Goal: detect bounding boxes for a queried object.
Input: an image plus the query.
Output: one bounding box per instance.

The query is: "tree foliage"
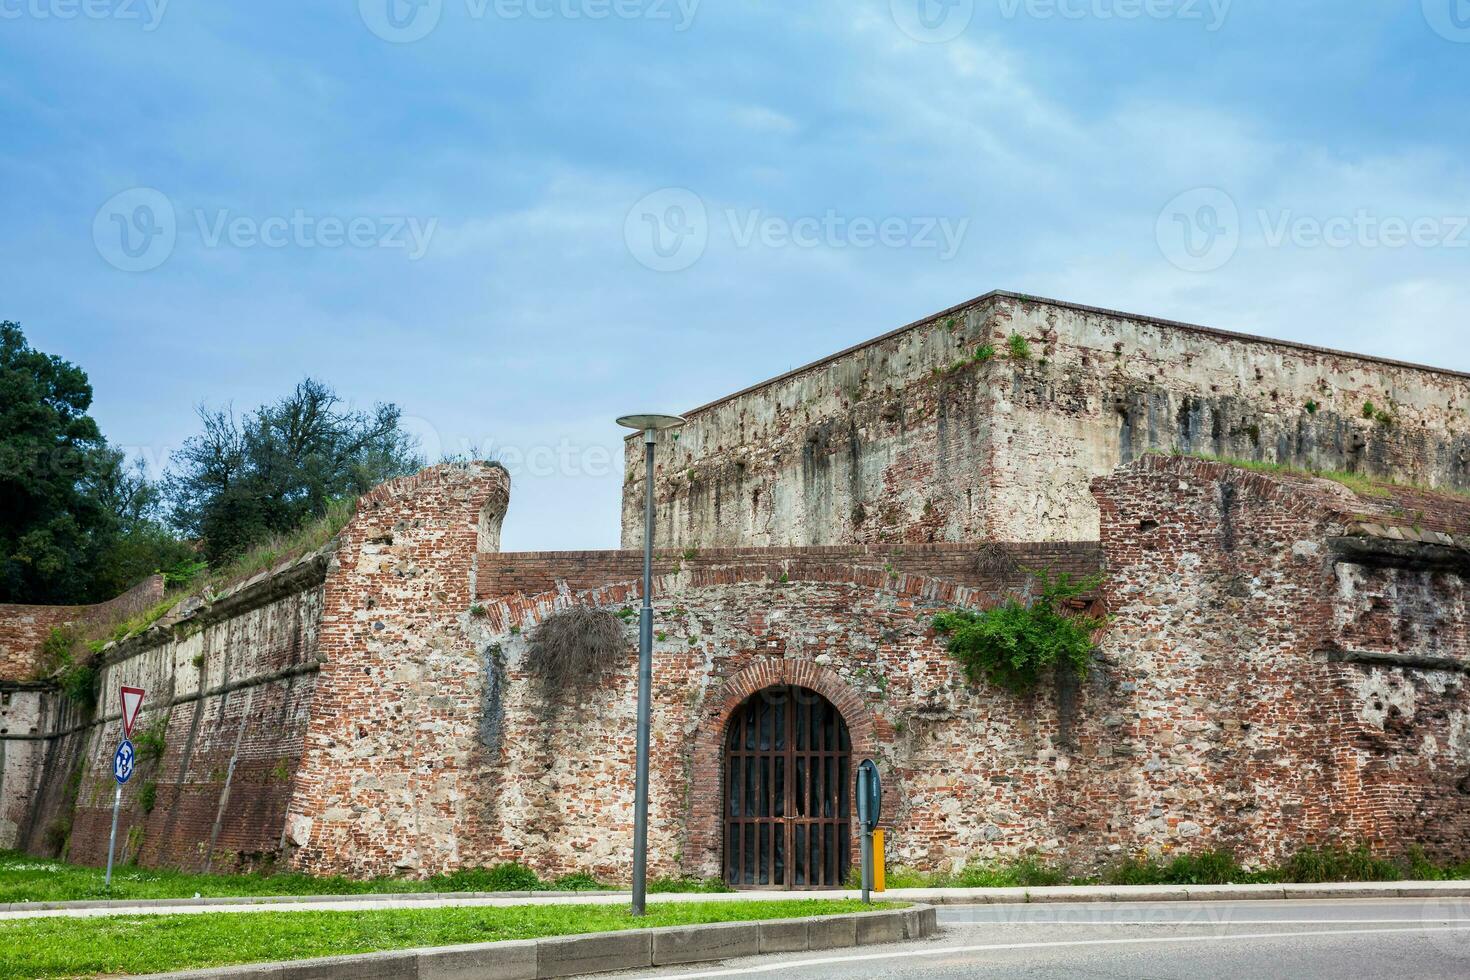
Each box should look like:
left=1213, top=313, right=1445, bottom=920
left=932, top=571, right=1107, bottom=694
left=0, top=323, right=193, bottom=603
left=1, top=322, right=420, bottom=604
left=163, top=378, right=420, bottom=562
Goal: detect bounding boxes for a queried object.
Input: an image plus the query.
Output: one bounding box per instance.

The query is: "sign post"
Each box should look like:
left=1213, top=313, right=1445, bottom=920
left=105, top=687, right=145, bottom=890
left=856, top=759, right=881, bottom=904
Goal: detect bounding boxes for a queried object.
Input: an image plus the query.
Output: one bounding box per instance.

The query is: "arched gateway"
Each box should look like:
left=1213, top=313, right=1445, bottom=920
left=723, top=685, right=852, bottom=889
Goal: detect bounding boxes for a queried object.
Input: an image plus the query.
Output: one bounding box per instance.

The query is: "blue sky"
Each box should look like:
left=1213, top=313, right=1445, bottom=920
left=3, top=1, right=1468, bottom=550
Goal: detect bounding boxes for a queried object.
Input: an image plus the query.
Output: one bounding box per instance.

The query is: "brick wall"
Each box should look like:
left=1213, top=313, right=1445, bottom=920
left=1092, top=454, right=1470, bottom=862
left=285, top=462, right=510, bottom=876
left=10, top=456, right=1466, bottom=882
left=0, top=575, right=165, bottom=682
left=477, top=542, right=1102, bottom=601
left=17, top=555, right=328, bottom=872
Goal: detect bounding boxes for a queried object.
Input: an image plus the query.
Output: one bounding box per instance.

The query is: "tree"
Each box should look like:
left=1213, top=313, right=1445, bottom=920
left=0, top=322, right=111, bottom=603
left=86, top=448, right=200, bottom=598
left=164, top=378, right=420, bottom=562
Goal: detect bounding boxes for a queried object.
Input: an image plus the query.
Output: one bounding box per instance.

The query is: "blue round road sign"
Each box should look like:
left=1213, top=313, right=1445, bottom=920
left=114, top=739, right=135, bottom=785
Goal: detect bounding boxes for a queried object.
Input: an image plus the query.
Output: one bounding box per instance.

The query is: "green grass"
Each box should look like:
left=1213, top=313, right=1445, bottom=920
left=1153, top=450, right=1405, bottom=499
left=871, top=845, right=1470, bottom=890
left=0, top=852, right=730, bottom=903
left=0, top=900, right=892, bottom=979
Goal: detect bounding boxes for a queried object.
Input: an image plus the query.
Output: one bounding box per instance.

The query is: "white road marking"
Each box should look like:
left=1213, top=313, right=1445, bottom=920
left=941, top=918, right=1470, bottom=926
left=642, top=925, right=1470, bottom=978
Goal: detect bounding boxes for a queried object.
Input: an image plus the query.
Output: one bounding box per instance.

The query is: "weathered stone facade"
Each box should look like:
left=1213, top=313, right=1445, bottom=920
left=3, top=296, right=1468, bottom=883
left=623, top=291, right=1470, bottom=549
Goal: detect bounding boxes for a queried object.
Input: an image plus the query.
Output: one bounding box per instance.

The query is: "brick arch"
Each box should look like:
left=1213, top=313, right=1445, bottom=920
left=682, top=658, right=882, bottom=878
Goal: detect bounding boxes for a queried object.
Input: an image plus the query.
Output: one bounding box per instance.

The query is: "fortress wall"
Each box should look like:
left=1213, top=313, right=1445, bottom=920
left=0, top=576, right=165, bottom=682
left=18, top=556, right=328, bottom=872
left=624, top=291, right=1470, bottom=549
left=1093, top=455, right=1470, bottom=864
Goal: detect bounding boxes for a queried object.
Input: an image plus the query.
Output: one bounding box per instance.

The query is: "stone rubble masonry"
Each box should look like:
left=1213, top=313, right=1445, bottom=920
left=621, top=290, right=1470, bottom=550
left=2, top=433, right=1467, bottom=880
left=284, top=462, right=511, bottom=877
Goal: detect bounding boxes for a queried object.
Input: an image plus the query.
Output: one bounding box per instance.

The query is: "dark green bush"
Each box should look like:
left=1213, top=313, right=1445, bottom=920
left=433, top=862, right=542, bottom=892
left=1103, top=850, right=1246, bottom=886
left=549, top=872, right=604, bottom=891
left=933, top=572, right=1106, bottom=694
left=1275, top=845, right=1400, bottom=884
left=648, top=875, right=734, bottom=894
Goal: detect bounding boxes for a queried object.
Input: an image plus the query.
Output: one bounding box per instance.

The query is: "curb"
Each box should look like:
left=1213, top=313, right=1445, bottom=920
left=10, top=880, right=1470, bottom=914
left=902, top=881, right=1470, bottom=904
left=142, top=904, right=938, bottom=979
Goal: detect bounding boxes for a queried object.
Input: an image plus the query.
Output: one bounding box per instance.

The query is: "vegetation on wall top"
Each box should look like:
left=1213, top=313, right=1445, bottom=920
left=933, top=571, right=1106, bottom=695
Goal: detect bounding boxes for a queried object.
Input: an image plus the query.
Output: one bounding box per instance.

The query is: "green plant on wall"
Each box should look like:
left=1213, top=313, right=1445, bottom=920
left=1006, top=333, right=1032, bottom=361
left=932, top=571, right=1107, bottom=695
left=135, top=719, right=167, bottom=763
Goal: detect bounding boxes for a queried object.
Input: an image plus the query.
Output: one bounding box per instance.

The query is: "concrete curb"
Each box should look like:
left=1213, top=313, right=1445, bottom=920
left=902, top=881, right=1470, bottom=904
left=143, top=904, right=938, bottom=979
left=11, top=880, right=1470, bottom=914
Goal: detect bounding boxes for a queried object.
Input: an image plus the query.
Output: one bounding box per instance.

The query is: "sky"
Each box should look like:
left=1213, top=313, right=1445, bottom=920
left=2, top=0, right=1468, bottom=551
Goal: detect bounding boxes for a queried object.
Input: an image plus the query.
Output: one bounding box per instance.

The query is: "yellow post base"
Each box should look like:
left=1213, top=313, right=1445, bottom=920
left=873, top=828, right=886, bottom=892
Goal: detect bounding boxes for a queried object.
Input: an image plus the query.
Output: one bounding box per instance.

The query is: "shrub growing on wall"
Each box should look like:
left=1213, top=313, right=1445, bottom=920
left=526, top=607, right=627, bottom=693
left=933, top=572, right=1106, bottom=694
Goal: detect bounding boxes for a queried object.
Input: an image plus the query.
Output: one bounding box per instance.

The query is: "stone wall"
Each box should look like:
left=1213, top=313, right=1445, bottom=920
left=290, top=544, right=1093, bottom=879
left=624, top=291, right=1470, bottom=550
left=1092, top=455, right=1470, bottom=863
left=284, top=462, right=510, bottom=876
left=4, top=555, right=328, bottom=870
left=0, top=463, right=511, bottom=873
left=8, top=455, right=1466, bottom=882
left=0, top=575, right=165, bottom=682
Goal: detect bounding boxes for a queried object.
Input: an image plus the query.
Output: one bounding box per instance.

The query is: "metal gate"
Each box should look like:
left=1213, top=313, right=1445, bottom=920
left=723, top=685, right=852, bottom=889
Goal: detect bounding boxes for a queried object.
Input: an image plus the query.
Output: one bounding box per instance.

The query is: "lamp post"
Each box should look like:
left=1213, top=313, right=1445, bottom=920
left=616, top=413, right=686, bottom=916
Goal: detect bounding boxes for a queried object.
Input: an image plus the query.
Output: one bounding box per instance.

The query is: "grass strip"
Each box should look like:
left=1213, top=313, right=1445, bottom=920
left=0, top=852, right=728, bottom=903
left=0, top=900, right=891, bottom=979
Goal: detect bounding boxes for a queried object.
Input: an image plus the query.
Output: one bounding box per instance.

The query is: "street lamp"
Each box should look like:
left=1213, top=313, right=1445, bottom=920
left=616, top=412, right=686, bottom=916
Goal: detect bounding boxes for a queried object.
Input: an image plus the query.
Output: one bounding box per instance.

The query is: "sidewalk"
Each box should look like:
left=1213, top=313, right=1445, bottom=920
left=4, top=880, right=1468, bottom=919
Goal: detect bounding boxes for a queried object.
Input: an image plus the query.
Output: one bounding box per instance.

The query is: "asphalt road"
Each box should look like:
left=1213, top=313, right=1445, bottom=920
left=609, top=898, right=1470, bottom=979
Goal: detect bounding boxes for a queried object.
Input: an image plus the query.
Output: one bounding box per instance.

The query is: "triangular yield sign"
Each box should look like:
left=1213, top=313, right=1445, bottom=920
left=120, top=686, right=146, bottom=739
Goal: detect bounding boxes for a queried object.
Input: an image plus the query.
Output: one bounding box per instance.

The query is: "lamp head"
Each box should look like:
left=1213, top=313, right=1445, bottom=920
left=616, top=414, right=687, bottom=432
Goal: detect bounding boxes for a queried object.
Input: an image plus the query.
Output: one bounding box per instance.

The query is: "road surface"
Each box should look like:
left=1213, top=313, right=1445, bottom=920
left=609, top=898, right=1470, bottom=979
